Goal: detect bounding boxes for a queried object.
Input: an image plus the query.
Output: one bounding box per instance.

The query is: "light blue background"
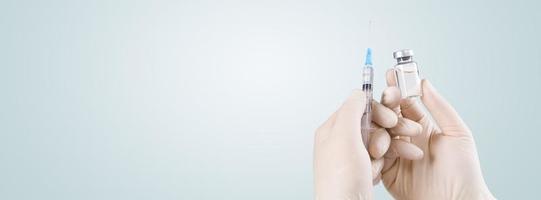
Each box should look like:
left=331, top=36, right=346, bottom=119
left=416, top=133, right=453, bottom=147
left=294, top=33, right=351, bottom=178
left=1, top=0, right=540, bottom=199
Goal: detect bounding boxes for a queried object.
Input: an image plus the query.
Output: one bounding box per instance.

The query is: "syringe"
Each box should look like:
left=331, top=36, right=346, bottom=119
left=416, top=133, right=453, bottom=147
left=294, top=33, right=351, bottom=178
left=361, top=48, right=374, bottom=148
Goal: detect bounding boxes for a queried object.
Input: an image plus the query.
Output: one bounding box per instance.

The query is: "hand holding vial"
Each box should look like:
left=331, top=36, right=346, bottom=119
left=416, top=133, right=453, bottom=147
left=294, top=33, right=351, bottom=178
left=380, top=70, right=495, bottom=200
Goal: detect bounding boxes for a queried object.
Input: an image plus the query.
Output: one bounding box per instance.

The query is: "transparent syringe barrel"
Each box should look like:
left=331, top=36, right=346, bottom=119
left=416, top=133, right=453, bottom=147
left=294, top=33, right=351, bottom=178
left=361, top=66, right=373, bottom=147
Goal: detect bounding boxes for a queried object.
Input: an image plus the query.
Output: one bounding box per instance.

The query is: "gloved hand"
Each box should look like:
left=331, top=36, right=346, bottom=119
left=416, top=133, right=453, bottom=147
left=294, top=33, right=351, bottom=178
left=380, top=69, right=495, bottom=200
left=314, top=89, right=422, bottom=200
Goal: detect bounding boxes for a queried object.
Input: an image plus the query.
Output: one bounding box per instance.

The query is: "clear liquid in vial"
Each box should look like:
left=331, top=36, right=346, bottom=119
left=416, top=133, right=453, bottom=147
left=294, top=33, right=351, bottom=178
left=395, top=62, right=422, bottom=98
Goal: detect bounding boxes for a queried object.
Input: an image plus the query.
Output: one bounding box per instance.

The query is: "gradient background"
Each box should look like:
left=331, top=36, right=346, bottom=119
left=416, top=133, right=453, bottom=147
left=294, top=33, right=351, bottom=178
left=1, top=0, right=540, bottom=199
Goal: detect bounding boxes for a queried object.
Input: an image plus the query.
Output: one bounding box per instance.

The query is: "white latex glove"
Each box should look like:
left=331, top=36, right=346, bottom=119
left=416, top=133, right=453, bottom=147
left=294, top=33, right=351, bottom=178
left=314, top=90, right=420, bottom=200
left=381, top=69, right=495, bottom=200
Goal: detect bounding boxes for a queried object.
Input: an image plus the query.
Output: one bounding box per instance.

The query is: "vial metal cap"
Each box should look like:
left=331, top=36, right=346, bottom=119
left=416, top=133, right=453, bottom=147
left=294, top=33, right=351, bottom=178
left=393, top=49, right=414, bottom=59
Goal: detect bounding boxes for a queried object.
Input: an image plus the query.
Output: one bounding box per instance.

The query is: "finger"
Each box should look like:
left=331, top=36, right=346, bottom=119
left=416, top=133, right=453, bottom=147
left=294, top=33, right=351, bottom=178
left=368, top=128, right=391, bottom=159
left=381, top=86, right=401, bottom=109
left=372, top=158, right=384, bottom=185
left=381, top=144, right=399, bottom=173
left=381, top=151, right=398, bottom=184
left=399, top=98, right=427, bottom=123
left=371, top=158, right=384, bottom=180
left=372, top=173, right=381, bottom=185
left=388, top=118, right=423, bottom=137
left=386, top=68, right=397, bottom=87
left=421, top=80, right=470, bottom=136
left=332, top=90, right=366, bottom=140
left=392, top=139, right=424, bottom=160
left=371, top=101, right=398, bottom=128
left=381, top=156, right=398, bottom=189
left=385, top=69, right=402, bottom=114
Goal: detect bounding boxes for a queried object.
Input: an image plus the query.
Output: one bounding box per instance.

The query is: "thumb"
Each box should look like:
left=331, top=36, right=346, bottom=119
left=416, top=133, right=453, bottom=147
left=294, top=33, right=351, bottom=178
left=421, top=79, right=471, bottom=137
left=332, top=90, right=366, bottom=140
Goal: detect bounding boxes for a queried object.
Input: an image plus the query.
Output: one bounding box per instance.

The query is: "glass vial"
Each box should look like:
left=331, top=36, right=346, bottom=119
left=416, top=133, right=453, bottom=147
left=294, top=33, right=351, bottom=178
left=393, top=49, right=422, bottom=98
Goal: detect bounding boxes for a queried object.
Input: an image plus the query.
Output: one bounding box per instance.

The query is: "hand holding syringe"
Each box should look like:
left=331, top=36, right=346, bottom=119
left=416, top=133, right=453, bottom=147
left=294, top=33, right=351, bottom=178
left=361, top=48, right=373, bottom=148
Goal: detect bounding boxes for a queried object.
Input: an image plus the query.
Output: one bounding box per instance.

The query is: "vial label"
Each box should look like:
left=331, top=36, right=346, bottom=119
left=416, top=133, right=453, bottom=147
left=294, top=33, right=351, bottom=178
left=395, top=62, right=422, bottom=98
